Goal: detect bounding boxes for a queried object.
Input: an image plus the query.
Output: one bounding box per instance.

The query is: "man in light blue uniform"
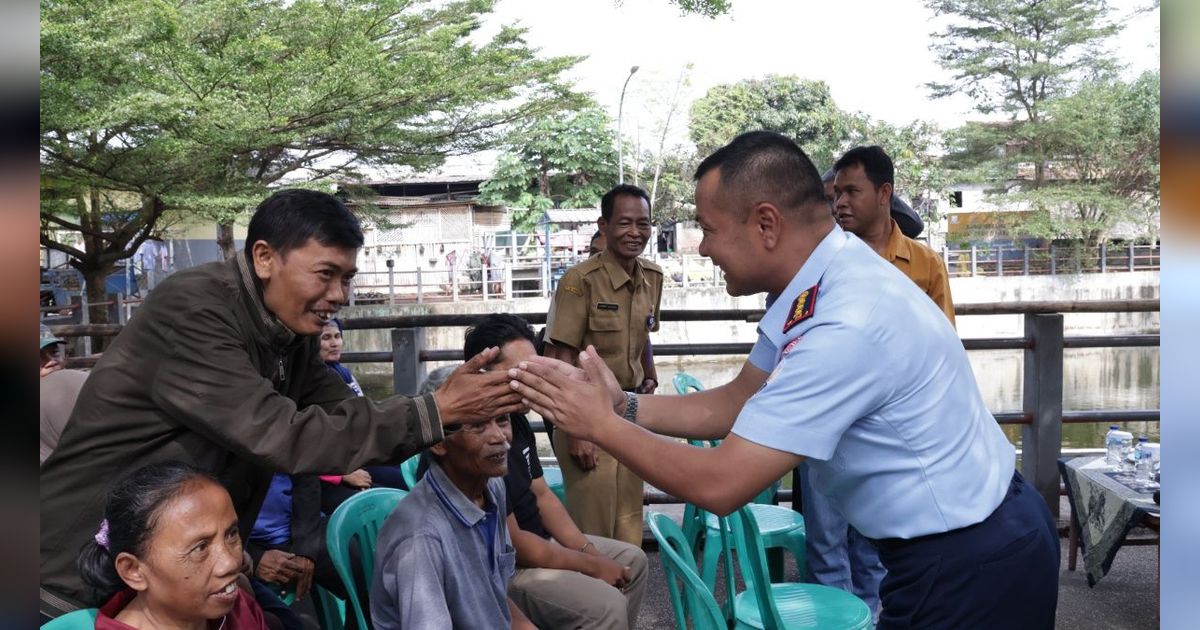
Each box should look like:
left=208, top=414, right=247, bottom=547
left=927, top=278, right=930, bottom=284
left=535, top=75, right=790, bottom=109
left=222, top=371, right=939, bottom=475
left=509, top=131, right=1060, bottom=629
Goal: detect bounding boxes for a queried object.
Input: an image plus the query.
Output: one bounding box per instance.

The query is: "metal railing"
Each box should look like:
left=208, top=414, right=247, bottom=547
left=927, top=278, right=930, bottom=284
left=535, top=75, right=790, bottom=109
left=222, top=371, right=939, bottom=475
left=50, top=299, right=1159, bottom=518
left=942, top=243, right=1160, bottom=278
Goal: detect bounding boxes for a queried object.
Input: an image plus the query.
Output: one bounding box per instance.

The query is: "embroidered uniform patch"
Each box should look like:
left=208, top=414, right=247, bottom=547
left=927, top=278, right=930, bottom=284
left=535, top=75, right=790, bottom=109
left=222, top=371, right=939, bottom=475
left=563, top=285, right=583, bottom=297
left=782, top=284, right=819, bottom=334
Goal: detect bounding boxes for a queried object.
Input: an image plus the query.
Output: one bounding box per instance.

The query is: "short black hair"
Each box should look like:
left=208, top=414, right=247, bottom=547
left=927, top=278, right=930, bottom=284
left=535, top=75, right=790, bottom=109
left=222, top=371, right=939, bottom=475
left=463, top=313, right=536, bottom=362
left=693, top=131, right=826, bottom=219
left=78, top=462, right=220, bottom=605
left=245, top=189, right=364, bottom=260
left=834, top=145, right=894, bottom=190
left=600, top=184, right=651, bottom=221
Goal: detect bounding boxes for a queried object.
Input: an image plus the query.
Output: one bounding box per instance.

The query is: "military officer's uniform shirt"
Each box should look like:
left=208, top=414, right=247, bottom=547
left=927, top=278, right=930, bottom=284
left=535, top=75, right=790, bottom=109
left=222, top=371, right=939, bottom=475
left=546, top=250, right=663, bottom=390
left=738, top=224, right=1014, bottom=540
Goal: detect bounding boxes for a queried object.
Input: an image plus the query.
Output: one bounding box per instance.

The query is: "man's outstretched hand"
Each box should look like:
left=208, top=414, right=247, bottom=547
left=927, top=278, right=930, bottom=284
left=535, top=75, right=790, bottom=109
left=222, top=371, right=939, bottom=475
left=433, top=347, right=527, bottom=425
left=508, top=346, right=622, bottom=443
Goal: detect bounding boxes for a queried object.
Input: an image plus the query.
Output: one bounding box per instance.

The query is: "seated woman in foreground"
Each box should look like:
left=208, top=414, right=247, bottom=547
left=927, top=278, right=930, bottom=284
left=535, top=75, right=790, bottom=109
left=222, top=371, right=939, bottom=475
left=78, top=461, right=268, bottom=629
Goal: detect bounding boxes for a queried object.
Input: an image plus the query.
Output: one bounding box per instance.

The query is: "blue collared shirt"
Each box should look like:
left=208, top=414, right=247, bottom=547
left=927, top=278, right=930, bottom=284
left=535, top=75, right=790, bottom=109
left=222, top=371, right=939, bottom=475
left=735, top=224, right=1014, bottom=539
left=370, top=460, right=515, bottom=630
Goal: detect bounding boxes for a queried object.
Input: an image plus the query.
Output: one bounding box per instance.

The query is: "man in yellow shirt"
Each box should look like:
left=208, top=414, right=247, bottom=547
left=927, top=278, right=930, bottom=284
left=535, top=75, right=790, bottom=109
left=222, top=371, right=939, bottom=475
left=543, top=184, right=663, bottom=545
left=833, top=145, right=956, bottom=326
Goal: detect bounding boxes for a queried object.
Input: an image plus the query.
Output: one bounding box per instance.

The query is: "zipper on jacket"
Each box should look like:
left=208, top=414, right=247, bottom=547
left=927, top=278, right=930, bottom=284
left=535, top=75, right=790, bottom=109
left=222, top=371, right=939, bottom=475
left=277, top=357, right=286, bottom=383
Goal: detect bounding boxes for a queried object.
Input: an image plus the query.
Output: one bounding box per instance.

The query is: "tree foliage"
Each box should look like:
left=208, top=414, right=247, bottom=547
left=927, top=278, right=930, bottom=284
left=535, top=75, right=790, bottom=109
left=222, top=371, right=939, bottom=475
left=478, top=105, right=618, bottom=231
left=1002, top=71, right=1161, bottom=244
left=40, top=0, right=582, bottom=299
left=688, top=75, right=852, bottom=169
left=927, top=0, right=1123, bottom=188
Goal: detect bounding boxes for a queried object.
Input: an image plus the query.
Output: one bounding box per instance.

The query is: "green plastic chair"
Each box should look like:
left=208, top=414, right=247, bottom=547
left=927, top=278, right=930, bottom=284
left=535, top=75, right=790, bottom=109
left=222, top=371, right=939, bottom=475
left=41, top=609, right=98, bottom=629
left=399, top=454, right=422, bottom=490
left=646, top=512, right=730, bottom=630
left=673, top=372, right=807, bottom=591
left=326, top=487, right=407, bottom=630
left=541, top=465, right=568, bottom=505
left=726, top=507, right=873, bottom=630
left=275, top=584, right=346, bottom=630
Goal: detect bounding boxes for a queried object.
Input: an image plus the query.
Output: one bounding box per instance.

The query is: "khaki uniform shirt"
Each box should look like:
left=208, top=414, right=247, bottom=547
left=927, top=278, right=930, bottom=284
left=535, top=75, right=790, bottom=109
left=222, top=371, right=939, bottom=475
left=881, top=218, right=957, bottom=326
left=546, top=250, right=664, bottom=390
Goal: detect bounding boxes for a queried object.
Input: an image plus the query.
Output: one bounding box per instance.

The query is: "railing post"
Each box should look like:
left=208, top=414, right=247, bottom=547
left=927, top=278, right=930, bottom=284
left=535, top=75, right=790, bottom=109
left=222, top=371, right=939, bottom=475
left=1049, top=245, right=1057, bottom=275
left=1022, top=313, right=1063, bottom=517
left=453, top=265, right=460, bottom=302
left=392, top=328, right=427, bottom=396
left=482, top=259, right=490, bottom=302
left=1128, top=243, right=1136, bottom=272
left=416, top=268, right=423, bottom=305
left=1023, top=245, right=1030, bottom=275
left=117, top=293, right=127, bottom=325
left=682, top=255, right=689, bottom=289
left=1100, top=242, right=1107, bottom=273
left=970, top=245, right=977, bottom=277
left=997, top=245, right=1004, bottom=277
left=386, top=259, right=395, bottom=306
left=80, top=286, right=92, bottom=356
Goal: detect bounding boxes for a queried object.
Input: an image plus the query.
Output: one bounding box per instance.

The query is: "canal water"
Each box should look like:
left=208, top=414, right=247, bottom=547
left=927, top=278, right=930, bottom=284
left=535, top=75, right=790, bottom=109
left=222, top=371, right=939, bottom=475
left=357, top=346, right=1159, bottom=452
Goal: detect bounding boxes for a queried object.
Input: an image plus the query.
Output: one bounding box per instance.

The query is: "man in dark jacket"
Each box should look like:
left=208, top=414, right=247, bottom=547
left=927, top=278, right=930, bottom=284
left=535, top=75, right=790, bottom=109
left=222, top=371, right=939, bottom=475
left=40, top=189, right=523, bottom=618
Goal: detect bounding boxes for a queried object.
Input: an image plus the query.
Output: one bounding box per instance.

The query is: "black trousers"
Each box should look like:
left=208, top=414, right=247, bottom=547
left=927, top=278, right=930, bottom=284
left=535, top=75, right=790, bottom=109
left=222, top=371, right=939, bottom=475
left=871, top=471, right=1060, bottom=629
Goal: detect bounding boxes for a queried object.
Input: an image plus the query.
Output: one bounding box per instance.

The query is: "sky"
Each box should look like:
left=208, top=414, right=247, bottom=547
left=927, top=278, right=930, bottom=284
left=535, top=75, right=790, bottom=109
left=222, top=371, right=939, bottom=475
left=376, top=0, right=1161, bottom=178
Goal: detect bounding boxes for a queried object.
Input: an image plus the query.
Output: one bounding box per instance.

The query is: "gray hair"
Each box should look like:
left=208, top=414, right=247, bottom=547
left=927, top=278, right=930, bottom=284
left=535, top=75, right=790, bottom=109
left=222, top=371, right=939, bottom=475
left=417, top=365, right=459, bottom=395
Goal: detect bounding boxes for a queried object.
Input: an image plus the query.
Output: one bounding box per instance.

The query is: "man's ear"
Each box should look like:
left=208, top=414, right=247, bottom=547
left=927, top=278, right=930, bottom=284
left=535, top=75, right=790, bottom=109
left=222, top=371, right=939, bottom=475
left=251, top=240, right=275, bottom=281
left=114, top=552, right=149, bottom=593
left=750, top=202, right=783, bottom=249
left=878, top=182, right=894, bottom=210
left=429, top=442, right=447, bottom=458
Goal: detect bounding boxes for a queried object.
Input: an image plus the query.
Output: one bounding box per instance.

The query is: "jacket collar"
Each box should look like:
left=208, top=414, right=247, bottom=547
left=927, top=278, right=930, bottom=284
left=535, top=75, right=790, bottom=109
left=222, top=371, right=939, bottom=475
left=234, top=252, right=297, bottom=348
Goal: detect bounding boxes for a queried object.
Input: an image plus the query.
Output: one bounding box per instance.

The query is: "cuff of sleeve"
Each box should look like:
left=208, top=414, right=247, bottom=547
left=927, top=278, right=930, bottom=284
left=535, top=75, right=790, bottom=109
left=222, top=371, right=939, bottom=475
left=319, top=475, right=342, bottom=485
left=417, top=392, right=444, bottom=446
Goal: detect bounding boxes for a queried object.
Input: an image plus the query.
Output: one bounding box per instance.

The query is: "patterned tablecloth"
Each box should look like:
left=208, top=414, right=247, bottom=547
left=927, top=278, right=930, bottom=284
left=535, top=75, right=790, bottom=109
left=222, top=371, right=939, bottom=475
left=1059, top=455, right=1160, bottom=587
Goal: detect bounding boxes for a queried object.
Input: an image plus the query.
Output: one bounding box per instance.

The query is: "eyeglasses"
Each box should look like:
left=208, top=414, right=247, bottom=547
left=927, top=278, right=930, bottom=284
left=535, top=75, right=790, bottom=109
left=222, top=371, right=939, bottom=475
left=444, top=417, right=511, bottom=436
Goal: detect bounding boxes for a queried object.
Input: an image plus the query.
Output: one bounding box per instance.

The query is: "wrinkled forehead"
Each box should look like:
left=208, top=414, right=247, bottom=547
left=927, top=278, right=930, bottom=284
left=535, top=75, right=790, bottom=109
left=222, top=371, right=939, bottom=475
left=494, top=339, right=537, bottom=372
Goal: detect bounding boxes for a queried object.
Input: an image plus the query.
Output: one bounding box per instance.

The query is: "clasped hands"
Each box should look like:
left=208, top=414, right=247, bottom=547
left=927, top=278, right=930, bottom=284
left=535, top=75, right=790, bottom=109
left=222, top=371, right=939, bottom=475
left=506, top=345, right=626, bottom=443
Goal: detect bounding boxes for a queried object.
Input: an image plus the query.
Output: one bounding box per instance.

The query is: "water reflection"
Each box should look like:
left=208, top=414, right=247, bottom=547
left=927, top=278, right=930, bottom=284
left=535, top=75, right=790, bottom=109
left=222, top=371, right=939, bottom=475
left=359, top=347, right=1159, bottom=450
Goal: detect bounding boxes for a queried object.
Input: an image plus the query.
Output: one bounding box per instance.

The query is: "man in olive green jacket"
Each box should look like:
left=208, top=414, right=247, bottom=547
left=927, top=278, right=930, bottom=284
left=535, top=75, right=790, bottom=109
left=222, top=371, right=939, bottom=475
left=40, top=190, right=522, bottom=617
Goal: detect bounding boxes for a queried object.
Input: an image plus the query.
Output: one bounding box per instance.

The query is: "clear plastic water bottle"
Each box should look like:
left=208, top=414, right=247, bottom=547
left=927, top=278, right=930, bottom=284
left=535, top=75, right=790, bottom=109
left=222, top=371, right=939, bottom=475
left=1116, top=431, right=1135, bottom=472
left=1135, top=436, right=1152, bottom=481
left=1105, top=425, right=1121, bottom=467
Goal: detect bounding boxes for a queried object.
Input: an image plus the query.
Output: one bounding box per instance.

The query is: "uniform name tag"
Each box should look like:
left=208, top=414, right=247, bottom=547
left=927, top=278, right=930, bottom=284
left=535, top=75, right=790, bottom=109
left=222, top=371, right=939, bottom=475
left=597, top=302, right=619, bottom=311
left=782, top=283, right=819, bottom=334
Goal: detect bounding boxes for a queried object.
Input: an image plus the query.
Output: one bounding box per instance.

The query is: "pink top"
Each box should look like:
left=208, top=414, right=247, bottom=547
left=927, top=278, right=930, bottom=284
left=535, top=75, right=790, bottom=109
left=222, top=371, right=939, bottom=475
left=95, top=588, right=268, bottom=629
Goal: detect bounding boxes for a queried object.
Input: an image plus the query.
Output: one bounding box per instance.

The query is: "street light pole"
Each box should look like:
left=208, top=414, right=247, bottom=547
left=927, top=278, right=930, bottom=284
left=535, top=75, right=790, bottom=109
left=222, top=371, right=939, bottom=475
left=617, top=65, right=639, bottom=184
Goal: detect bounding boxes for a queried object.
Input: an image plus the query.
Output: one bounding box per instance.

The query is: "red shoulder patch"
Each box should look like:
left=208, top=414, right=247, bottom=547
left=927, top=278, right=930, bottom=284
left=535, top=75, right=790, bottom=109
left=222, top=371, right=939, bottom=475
left=782, top=284, right=819, bottom=334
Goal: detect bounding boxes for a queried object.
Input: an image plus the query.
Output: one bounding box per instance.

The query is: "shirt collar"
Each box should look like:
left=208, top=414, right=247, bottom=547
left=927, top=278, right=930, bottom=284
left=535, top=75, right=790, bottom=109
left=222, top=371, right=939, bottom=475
left=757, top=224, right=850, bottom=348
left=882, top=218, right=912, bottom=263
left=597, top=249, right=643, bottom=291
left=426, top=460, right=495, bottom=527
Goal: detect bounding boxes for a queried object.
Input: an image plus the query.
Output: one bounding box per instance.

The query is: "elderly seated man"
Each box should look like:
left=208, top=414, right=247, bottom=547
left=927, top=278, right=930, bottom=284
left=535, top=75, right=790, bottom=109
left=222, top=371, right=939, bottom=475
left=370, top=390, right=536, bottom=629
left=465, top=313, right=648, bottom=630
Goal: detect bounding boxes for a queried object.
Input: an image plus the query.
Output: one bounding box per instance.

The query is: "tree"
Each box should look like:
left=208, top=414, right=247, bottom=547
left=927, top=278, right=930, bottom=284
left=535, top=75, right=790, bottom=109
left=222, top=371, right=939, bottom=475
left=478, top=105, right=618, bottom=231
left=689, top=75, right=854, bottom=171
left=1001, top=71, right=1161, bottom=245
left=40, top=0, right=583, bottom=323
left=927, top=0, right=1122, bottom=187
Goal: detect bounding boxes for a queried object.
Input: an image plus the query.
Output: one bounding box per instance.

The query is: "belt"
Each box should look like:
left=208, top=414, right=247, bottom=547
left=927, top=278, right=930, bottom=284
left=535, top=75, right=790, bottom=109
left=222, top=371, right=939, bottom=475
left=866, top=471, right=1022, bottom=553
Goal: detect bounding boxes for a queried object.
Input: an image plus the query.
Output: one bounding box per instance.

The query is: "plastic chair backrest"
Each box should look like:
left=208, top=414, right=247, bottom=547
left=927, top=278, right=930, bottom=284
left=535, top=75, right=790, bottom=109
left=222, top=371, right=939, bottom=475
left=326, top=487, right=407, bottom=630
left=673, top=372, right=705, bottom=395
left=399, top=454, right=421, bottom=490
left=646, top=513, right=728, bottom=630
left=726, top=506, right=787, bottom=629
left=41, top=609, right=98, bottom=629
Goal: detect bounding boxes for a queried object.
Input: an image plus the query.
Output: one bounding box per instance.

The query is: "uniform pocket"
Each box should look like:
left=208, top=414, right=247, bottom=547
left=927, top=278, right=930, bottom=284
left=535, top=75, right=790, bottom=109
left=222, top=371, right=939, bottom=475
left=588, top=311, right=624, bottom=355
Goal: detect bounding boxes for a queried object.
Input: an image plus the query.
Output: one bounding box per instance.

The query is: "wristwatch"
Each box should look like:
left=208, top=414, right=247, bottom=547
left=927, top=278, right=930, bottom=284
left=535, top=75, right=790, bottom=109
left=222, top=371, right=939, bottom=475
left=623, top=391, right=638, bottom=423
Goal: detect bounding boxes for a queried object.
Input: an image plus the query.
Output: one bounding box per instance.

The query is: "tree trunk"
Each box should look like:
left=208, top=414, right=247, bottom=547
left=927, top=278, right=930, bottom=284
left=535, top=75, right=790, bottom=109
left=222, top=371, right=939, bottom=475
left=217, top=221, right=237, bottom=260
left=81, top=263, right=115, bottom=352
